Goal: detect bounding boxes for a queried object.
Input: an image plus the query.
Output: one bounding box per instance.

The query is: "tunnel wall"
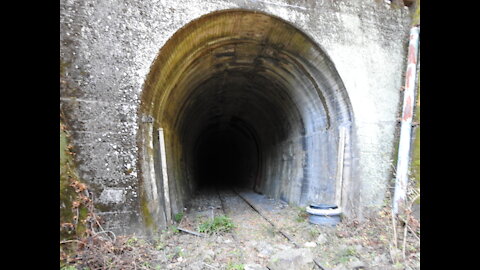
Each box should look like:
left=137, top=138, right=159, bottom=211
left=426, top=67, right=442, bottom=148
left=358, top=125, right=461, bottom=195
left=60, top=0, right=411, bottom=235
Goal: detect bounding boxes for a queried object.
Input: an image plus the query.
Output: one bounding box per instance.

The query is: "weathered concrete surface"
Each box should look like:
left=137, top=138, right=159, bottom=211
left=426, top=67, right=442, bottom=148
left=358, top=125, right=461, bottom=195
left=60, top=0, right=411, bottom=235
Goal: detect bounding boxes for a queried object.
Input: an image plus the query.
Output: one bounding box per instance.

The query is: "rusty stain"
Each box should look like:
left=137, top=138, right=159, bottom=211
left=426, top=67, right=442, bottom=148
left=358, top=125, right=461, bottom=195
left=405, top=66, right=412, bottom=89
left=408, top=44, right=416, bottom=65
left=402, top=96, right=412, bottom=121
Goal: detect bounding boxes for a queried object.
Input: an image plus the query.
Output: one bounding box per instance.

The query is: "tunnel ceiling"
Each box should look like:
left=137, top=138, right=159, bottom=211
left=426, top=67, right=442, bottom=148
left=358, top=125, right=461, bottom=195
left=140, top=9, right=354, bottom=208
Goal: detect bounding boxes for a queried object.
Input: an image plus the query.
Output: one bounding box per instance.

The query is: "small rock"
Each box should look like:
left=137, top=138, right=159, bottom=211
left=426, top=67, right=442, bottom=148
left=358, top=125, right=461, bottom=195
left=317, top=234, right=328, bottom=245
left=258, top=248, right=274, bottom=258
left=336, top=231, right=349, bottom=238
left=332, top=264, right=348, bottom=270
left=255, top=241, right=275, bottom=258
left=348, top=258, right=366, bottom=269
left=354, top=244, right=363, bottom=254
left=276, top=244, right=290, bottom=250
left=372, top=253, right=389, bottom=265
left=304, top=242, right=317, bottom=248
left=202, top=249, right=215, bottom=261
left=244, top=263, right=268, bottom=270
left=267, top=248, right=314, bottom=270
left=188, top=261, right=203, bottom=270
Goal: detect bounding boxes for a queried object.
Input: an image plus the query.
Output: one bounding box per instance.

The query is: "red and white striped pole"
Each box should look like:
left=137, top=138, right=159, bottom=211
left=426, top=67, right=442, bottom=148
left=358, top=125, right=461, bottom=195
left=393, top=26, right=420, bottom=215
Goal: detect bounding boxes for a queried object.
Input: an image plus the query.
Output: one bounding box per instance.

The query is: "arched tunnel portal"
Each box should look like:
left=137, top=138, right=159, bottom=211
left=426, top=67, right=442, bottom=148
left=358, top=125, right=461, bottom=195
left=138, top=9, right=355, bottom=225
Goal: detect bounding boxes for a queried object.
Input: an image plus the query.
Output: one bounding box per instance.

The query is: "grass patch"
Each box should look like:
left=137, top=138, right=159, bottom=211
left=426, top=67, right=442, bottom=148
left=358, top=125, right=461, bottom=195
left=174, top=212, right=184, bottom=223
left=296, top=207, right=309, bottom=222
left=60, top=266, right=78, bottom=270
left=308, top=227, right=320, bottom=240
left=263, top=224, right=276, bottom=237
left=169, top=225, right=179, bottom=234
left=227, top=262, right=244, bottom=270
left=335, top=247, right=359, bottom=264
left=167, top=246, right=185, bottom=261
left=125, top=236, right=148, bottom=247
left=198, top=215, right=234, bottom=234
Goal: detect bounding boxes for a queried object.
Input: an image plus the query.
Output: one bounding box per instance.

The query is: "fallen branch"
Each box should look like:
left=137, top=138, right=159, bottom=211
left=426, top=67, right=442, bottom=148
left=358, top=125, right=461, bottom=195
left=391, top=209, right=398, bottom=250
left=402, top=219, right=408, bottom=261
left=389, top=207, right=400, bottom=265
left=203, top=262, right=218, bottom=269
left=407, top=224, right=420, bottom=241
left=60, top=239, right=84, bottom=245
left=402, top=193, right=420, bottom=262
left=93, top=230, right=117, bottom=243
left=177, top=227, right=206, bottom=237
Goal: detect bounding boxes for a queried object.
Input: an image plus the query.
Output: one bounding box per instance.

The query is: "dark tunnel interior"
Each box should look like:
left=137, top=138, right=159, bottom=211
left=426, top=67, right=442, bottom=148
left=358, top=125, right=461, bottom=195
left=193, top=123, right=260, bottom=189
left=177, top=72, right=300, bottom=197
left=175, top=70, right=305, bottom=197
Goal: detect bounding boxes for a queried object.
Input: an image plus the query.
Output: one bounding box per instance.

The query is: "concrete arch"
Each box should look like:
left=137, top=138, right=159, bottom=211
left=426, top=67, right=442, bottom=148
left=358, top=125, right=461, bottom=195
left=137, top=9, right=356, bottom=230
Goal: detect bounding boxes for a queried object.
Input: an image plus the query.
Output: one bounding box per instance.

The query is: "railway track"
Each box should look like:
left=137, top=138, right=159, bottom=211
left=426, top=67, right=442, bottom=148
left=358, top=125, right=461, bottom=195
left=214, top=188, right=327, bottom=270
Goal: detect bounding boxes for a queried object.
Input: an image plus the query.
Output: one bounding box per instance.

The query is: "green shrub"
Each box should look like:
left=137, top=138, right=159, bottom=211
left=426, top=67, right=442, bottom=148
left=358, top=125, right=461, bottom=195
left=174, top=212, right=184, bottom=223
left=227, top=262, right=244, bottom=270
left=60, top=266, right=78, bottom=270
left=198, top=215, right=234, bottom=234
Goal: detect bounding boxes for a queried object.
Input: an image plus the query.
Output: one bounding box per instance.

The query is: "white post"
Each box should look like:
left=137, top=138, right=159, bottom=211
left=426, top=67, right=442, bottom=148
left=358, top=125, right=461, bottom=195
left=335, top=126, right=346, bottom=208
left=158, top=128, right=172, bottom=224
left=147, top=124, right=159, bottom=204
left=393, top=26, right=420, bottom=215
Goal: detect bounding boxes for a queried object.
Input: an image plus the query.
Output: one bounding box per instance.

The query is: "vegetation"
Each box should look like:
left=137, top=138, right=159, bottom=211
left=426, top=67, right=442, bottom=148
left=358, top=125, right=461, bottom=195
left=295, top=206, right=309, bottom=222
left=198, top=215, right=234, bottom=234
left=174, top=212, right=184, bottom=223
left=335, top=247, right=359, bottom=264
left=60, top=266, right=78, bottom=270
left=227, top=261, right=245, bottom=270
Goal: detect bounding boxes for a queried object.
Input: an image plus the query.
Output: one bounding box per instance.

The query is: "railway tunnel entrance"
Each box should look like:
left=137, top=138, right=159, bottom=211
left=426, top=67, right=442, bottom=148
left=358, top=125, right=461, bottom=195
left=138, top=9, right=355, bottom=228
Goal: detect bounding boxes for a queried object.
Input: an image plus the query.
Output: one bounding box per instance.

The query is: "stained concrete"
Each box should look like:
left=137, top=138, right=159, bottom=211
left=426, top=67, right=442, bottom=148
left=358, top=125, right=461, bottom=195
left=60, top=0, right=411, bottom=236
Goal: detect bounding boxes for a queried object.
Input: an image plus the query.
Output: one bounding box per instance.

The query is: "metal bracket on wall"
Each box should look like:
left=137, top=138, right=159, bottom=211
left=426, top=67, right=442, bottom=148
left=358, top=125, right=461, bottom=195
left=141, top=115, right=154, bottom=123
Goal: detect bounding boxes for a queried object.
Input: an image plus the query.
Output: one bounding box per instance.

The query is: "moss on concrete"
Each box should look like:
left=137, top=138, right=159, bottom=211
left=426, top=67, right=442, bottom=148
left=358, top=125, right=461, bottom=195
left=141, top=190, right=157, bottom=232
left=412, top=0, right=420, bottom=26
left=60, top=120, right=89, bottom=240
left=411, top=126, right=420, bottom=184
left=60, top=59, right=71, bottom=77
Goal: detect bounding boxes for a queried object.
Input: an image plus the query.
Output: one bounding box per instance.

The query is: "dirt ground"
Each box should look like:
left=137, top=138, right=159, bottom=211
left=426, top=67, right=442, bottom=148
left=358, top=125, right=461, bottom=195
left=60, top=187, right=420, bottom=270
